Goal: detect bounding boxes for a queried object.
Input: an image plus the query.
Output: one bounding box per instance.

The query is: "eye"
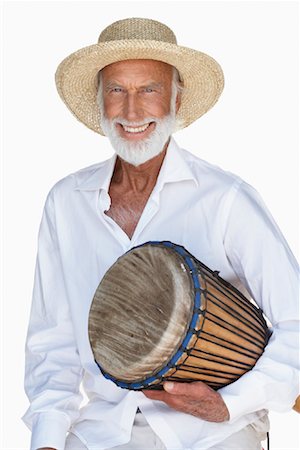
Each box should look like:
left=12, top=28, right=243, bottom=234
left=112, top=87, right=123, bottom=93
left=144, top=87, right=155, bottom=93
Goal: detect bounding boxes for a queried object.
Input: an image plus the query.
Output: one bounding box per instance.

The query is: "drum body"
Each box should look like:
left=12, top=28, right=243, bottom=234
left=88, top=241, right=270, bottom=390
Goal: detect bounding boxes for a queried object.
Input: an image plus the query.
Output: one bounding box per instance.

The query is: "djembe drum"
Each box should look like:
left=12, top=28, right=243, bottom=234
left=88, top=241, right=271, bottom=390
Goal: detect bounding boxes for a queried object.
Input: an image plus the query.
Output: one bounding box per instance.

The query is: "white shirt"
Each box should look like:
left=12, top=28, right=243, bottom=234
left=22, top=138, right=299, bottom=450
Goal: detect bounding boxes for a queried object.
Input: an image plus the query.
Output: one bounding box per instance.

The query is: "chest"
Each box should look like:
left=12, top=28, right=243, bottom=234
left=105, top=189, right=152, bottom=239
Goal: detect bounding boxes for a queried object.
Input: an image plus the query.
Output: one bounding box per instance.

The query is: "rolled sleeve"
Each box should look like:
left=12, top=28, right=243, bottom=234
left=22, top=190, right=83, bottom=450
left=220, top=182, right=299, bottom=421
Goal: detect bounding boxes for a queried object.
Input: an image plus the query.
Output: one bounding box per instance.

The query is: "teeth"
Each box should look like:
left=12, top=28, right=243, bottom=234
left=123, top=123, right=150, bottom=133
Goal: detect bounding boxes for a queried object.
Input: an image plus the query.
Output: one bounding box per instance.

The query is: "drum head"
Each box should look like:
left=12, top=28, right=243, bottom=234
left=88, top=244, right=194, bottom=382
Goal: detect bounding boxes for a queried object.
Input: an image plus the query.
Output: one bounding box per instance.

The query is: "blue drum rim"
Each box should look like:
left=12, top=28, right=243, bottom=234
left=95, top=241, right=206, bottom=390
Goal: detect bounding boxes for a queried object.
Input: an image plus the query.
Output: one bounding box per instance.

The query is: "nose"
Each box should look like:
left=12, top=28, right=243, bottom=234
left=123, top=92, right=143, bottom=122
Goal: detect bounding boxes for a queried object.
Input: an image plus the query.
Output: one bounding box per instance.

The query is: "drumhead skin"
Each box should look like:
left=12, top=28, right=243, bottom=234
left=88, top=243, right=195, bottom=383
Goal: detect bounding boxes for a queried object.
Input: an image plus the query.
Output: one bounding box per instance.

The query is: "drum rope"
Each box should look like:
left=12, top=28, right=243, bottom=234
left=203, top=311, right=267, bottom=346
left=171, top=363, right=246, bottom=378
left=187, top=348, right=254, bottom=368
left=195, top=331, right=263, bottom=357
left=204, top=289, right=267, bottom=338
left=201, top=274, right=267, bottom=330
left=160, top=241, right=267, bottom=332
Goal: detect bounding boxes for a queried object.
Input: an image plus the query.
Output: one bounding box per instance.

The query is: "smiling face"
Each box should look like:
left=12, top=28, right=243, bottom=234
left=101, top=59, right=175, bottom=139
left=98, top=59, right=181, bottom=166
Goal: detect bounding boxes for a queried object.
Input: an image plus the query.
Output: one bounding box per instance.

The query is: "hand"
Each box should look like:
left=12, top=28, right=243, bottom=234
left=143, top=381, right=230, bottom=423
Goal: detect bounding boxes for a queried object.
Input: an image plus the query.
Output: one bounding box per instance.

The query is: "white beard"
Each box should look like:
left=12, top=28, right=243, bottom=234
left=100, top=114, right=177, bottom=166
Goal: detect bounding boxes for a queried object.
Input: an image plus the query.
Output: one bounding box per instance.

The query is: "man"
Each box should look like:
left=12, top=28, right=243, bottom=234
left=23, top=17, right=299, bottom=450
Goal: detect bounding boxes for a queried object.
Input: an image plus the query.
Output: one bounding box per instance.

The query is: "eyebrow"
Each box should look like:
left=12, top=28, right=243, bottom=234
left=142, top=82, right=164, bottom=90
left=103, top=81, right=122, bottom=91
left=103, top=81, right=164, bottom=91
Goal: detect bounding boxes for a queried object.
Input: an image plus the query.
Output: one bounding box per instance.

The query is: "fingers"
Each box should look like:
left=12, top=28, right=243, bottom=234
left=163, top=381, right=210, bottom=397
left=142, top=388, right=185, bottom=410
left=142, top=382, right=230, bottom=422
left=143, top=381, right=211, bottom=400
left=142, top=389, right=170, bottom=402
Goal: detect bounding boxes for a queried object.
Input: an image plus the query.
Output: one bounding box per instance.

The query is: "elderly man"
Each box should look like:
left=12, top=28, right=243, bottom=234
left=23, top=18, right=299, bottom=450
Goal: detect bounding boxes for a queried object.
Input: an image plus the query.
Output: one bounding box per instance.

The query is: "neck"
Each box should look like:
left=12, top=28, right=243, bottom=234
left=111, top=140, right=169, bottom=193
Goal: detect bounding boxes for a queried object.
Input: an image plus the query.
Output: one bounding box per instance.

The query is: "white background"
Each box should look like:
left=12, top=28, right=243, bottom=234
left=1, top=1, right=299, bottom=449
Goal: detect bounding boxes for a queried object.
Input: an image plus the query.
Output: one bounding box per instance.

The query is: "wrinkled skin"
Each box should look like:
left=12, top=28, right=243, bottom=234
left=143, top=381, right=230, bottom=423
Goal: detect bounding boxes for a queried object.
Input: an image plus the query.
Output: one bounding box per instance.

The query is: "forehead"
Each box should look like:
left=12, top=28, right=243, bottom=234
left=101, top=59, right=174, bottom=84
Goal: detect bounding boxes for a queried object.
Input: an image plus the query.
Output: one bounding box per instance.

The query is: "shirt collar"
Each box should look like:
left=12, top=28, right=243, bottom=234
left=155, top=137, right=199, bottom=189
left=74, top=153, right=117, bottom=192
left=74, top=137, right=198, bottom=192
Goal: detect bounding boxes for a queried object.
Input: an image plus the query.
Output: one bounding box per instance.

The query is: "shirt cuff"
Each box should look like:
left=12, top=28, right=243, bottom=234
left=219, top=368, right=297, bottom=423
left=220, top=390, right=267, bottom=423
left=30, top=411, right=71, bottom=450
left=219, top=367, right=271, bottom=423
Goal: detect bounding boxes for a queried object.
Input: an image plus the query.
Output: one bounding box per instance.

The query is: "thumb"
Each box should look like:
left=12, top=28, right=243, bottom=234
left=163, top=381, right=208, bottom=396
left=163, top=381, right=189, bottom=395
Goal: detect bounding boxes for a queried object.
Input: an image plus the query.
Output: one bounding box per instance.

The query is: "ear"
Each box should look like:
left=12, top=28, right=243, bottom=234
left=175, top=91, right=182, bottom=114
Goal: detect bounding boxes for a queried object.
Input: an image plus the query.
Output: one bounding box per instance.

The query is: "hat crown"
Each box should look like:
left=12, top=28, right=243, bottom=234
left=98, top=18, right=177, bottom=44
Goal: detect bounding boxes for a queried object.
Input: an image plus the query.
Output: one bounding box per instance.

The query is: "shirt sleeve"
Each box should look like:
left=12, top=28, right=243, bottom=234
left=219, top=181, right=299, bottom=422
left=22, top=189, right=84, bottom=450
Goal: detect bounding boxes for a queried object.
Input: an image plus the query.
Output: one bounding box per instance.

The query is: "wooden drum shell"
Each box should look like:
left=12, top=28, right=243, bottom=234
left=158, top=264, right=270, bottom=389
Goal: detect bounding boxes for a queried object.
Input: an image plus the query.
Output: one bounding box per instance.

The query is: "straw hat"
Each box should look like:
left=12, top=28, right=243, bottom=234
left=55, top=18, right=224, bottom=135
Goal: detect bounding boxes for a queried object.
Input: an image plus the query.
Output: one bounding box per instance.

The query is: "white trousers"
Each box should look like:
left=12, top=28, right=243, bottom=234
left=65, top=413, right=268, bottom=450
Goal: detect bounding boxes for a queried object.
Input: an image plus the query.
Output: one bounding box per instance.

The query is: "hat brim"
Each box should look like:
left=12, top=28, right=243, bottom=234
left=55, top=40, right=224, bottom=135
